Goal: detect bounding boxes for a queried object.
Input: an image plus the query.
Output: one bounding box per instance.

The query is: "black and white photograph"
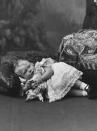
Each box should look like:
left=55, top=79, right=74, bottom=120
left=0, top=0, right=97, bottom=131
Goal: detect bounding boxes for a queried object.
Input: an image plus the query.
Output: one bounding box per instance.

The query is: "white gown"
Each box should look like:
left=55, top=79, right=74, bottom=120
left=46, top=62, right=82, bottom=102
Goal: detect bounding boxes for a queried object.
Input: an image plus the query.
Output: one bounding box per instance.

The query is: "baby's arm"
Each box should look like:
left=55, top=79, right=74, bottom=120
left=24, top=66, right=54, bottom=91
left=36, top=66, right=54, bottom=84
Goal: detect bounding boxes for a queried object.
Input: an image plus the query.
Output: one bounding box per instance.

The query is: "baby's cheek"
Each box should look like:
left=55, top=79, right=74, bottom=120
left=25, top=72, right=32, bottom=79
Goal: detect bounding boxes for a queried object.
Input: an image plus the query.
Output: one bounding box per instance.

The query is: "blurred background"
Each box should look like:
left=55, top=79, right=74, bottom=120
left=41, top=0, right=86, bottom=51
left=0, top=0, right=86, bottom=54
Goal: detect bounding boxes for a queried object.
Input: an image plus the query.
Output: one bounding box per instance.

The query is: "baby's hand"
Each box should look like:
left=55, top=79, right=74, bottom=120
left=31, top=81, right=39, bottom=89
left=25, top=80, right=36, bottom=89
left=22, top=81, right=30, bottom=92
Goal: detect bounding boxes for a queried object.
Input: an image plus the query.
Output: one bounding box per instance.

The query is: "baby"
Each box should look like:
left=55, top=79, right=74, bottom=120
left=15, top=59, right=44, bottom=101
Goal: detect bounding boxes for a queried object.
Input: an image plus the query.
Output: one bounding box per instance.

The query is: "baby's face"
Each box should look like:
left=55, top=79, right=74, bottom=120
left=15, top=60, right=34, bottom=80
left=24, top=64, right=35, bottom=80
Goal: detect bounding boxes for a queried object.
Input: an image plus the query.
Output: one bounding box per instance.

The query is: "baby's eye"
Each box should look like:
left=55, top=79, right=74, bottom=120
left=28, top=70, right=32, bottom=73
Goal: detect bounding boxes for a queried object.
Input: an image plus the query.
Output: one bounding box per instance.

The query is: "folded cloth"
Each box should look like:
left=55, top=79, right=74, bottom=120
left=58, top=29, right=97, bottom=69
left=26, top=89, right=44, bottom=102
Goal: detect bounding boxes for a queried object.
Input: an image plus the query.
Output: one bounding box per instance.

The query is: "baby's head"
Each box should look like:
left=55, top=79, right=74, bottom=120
left=15, top=59, right=35, bottom=80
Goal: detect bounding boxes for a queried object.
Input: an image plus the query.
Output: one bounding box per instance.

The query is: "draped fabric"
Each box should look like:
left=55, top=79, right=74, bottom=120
left=58, top=29, right=97, bottom=70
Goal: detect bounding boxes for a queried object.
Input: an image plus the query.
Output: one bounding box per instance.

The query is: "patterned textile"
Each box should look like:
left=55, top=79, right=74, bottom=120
left=26, top=59, right=82, bottom=102
left=78, top=54, right=97, bottom=70
left=58, top=30, right=97, bottom=70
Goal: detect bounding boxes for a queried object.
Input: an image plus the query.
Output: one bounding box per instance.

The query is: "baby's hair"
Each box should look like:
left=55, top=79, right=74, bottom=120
left=0, top=62, right=15, bottom=77
left=0, top=61, right=21, bottom=97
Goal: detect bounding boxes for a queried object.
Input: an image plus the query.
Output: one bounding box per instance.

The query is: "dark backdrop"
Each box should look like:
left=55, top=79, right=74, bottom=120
left=0, top=0, right=86, bottom=54
left=41, top=0, right=86, bottom=51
